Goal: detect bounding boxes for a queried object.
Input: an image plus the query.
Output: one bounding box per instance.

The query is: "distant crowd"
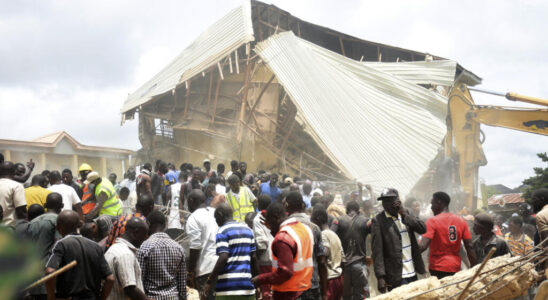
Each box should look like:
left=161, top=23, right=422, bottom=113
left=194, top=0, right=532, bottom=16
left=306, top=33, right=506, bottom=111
left=1, top=153, right=548, bottom=300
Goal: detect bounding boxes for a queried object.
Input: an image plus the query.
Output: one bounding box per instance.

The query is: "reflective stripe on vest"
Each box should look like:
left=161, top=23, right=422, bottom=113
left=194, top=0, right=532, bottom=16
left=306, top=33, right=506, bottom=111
left=271, top=220, right=314, bottom=292
left=226, top=187, right=254, bottom=222
left=81, top=184, right=96, bottom=215
left=96, top=179, right=122, bottom=217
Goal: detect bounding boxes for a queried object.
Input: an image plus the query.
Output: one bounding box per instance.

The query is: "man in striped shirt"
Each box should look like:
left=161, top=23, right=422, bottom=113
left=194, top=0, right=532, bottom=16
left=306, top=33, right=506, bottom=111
left=372, top=188, right=426, bottom=293
left=203, top=203, right=258, bottom=300
left=504, top=215, right=533, bottom=256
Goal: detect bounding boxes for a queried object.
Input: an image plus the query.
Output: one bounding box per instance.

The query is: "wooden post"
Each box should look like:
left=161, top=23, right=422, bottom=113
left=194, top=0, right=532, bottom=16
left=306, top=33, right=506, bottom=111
left=211, top=74, right=222, bottom=124
left=237, top=56, right=253, bottom=142
left=207, top=71, right=213, bottom=115
left=71, top=155, right=78, bottom=174
left=2, top=150, right=11, bottom=162
left=339, top=37, right=346, bottom=56
left=183, top=80, right=191, bottom=118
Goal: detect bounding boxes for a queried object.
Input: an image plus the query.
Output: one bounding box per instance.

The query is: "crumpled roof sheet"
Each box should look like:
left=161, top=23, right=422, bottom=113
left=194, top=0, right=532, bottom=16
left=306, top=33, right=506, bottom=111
left=364, top=60, right=457, bottom=86
left=121, top=1, right=254, bottom=113
left=255, top=32, right=448, bottom=195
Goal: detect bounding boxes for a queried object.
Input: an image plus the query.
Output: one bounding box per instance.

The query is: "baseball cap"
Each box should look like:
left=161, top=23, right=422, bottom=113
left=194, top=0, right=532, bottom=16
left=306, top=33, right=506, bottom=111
left=203, top=158, right=211, bottom=164
left=84, top=171, right=101, bottom=185
left=377, top=188, right=399, bottom=200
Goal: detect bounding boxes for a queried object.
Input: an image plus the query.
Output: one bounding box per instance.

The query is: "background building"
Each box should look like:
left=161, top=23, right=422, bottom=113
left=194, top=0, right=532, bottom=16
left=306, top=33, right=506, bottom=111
left=0, top=131, right=134, bottom=180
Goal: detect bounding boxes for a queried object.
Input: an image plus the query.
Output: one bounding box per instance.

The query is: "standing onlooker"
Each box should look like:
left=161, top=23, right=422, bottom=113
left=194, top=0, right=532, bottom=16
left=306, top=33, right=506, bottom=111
left=253, top=195, right=274, bottom=300
left=186, top=190, right=218, bottom=300
left=472, top=213, right=510, bottom=261
left=0, top=161, right=27, bottom=227
left=532, top=189, right=548, bottom=245
left=331, top=200, right=370, bottom=300
left=302, top=181, right=313, bottom=209
left=137, top=210, right=187, bottom=299
left=45, top=210, right=114, bottom=299
left=151, top=161, right=168, bottom=205
left=260, top=174, right=281, bottom=202
left=26, top=192, right=63, bottom=298
left=106, top=194, right=154, bottom=249
left=48, top=170, right=83, bottom=220
left=136, top=163, right=152, bottom=201
left=312, top=205, right=344, bottom=300
left=62, top=169, right=83, bottom=199
left=419, top=192, right=477, bottom=279
left=105, top=217, right=149, bottom=300
left=25, top=175, right=51, bottom=208
left=226, top=174, right=256, bottom=222
left=251, top=203, right=314, bottom=300
left=284, top=191, right=328, bottom=300
left=371, top=188, right=426, bottom=293
left=505, top=215, right=534, bottom=256
left=203, top=203, right=257, bottom=299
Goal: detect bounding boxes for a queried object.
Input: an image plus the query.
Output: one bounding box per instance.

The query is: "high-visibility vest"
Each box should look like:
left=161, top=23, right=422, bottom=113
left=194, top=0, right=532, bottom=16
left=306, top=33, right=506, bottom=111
left=226, top=186, right=255, bottom=222
left=271, top=219, right=314, bottom=292
left=95, top=178, right=122, bottom=217
left=81, top=184, right=96, bottom=215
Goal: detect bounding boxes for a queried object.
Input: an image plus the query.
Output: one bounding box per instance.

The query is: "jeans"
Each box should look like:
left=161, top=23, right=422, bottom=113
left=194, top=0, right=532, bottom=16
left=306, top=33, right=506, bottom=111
left=343, top=261, right=369, bottom=300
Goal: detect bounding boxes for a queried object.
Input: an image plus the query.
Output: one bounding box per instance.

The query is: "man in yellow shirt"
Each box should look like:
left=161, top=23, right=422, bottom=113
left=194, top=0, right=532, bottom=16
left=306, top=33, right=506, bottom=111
left=25, top=174, right=51, bottom=208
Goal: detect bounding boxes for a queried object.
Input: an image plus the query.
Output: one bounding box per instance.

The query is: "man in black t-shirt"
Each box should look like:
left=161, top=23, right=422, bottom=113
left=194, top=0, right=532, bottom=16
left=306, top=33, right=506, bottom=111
left=45, top=210, right=114, bottom=299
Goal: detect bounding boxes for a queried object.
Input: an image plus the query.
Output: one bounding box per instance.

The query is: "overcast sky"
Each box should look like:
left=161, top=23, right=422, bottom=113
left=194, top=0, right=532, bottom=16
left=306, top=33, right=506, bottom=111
left=1, top=0, right=546, bottom=188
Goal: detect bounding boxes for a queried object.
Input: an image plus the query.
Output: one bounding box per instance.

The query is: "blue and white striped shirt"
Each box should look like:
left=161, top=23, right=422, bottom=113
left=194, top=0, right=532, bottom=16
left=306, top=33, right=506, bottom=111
left=215, top=222, right=257, bottom=296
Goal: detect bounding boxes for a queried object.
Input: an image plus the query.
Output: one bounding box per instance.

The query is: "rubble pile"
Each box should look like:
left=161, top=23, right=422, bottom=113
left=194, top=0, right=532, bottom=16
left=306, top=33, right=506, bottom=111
left=372, top=254, right=537, bottom=300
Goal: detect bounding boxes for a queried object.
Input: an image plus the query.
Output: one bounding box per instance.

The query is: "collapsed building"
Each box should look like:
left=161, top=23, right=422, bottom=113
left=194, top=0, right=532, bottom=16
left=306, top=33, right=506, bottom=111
left=120, top=0, right=481, bottom=197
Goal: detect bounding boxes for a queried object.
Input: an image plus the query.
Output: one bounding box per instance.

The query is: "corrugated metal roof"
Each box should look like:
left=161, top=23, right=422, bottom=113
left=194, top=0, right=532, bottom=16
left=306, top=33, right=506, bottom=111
left=255, top=32, right=447, bottom=196
left=487, top=193, right=525, bottom=206
left=121, top=0, right=254, bottom=113
left=363, top=60, right=458, bottom=86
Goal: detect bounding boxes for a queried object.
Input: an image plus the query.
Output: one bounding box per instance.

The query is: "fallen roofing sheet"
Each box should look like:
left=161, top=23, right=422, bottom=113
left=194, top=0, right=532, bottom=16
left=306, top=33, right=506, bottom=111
left=255, top=32, right=448, bottom=195
left=363, top=60, right=458, bottom=86
left=121, top=1, right=254, bottom=113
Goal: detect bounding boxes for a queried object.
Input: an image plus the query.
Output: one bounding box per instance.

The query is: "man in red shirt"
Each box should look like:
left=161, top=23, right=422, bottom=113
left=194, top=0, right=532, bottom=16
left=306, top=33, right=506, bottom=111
left=251, top=202, right=314, bottom=300
left=419, top=192, right=477, bottom=278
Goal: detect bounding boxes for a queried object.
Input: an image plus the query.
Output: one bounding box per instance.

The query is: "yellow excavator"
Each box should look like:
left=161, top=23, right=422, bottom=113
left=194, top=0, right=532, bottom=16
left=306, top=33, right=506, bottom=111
left=445, top=84, right=548, bottom=209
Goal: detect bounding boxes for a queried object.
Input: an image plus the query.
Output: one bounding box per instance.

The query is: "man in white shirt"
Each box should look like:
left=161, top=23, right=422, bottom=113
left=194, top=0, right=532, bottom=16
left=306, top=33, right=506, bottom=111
left=185, top=189, right=218, bottom=300
left=253, top=194, right=274, bottom=300
left=0, top=162, right=27, bottom=227
left=105, top=217, right=149, bottom=300
left=47, top=171, right=83, bottom=220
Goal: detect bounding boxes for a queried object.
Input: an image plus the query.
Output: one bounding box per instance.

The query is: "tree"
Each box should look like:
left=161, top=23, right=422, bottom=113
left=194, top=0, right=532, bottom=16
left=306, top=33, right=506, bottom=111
left=522, top=152, right=548, bottom=202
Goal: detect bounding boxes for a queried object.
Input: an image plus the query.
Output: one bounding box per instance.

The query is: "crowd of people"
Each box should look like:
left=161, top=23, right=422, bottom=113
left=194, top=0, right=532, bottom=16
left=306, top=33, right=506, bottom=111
left=1, top=152, right=548, bottom=300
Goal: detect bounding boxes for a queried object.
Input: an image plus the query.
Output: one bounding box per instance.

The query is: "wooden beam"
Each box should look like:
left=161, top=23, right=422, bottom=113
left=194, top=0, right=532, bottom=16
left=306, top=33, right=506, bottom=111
left=183, top=80, right=191, bottom=118
left=245, top=74, right=275, bottom=124
left=237, top=55, right=253, bottom=143
left=339, top=37, right=346, bottom=56
left=211, top=74, right=222, bottom=123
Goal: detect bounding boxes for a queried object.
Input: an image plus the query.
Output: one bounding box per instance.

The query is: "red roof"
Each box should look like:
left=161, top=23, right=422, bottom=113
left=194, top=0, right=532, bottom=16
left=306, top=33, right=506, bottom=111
left=487, top=193, right=525, bottom=206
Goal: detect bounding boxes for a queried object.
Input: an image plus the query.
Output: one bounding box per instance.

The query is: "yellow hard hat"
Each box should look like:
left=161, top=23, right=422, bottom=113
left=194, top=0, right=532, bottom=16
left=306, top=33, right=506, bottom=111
left=78, top=163, right=93, bottom=172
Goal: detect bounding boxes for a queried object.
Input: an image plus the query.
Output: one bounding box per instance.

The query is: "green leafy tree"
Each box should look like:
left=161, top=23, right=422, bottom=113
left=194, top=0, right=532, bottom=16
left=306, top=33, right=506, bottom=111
left=522, top=152, right=548, bottom=202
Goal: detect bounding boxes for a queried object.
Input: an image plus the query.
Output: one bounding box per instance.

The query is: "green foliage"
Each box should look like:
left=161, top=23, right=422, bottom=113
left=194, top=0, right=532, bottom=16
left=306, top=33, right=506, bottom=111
left=522, top=152, right=548, bottom=202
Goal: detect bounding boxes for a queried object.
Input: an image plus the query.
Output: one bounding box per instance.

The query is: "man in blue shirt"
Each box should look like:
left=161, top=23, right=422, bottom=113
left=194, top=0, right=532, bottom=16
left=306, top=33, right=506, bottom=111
left=203, top=203, right=258, bottom=299
left=260, top=173, right=281, bottom=203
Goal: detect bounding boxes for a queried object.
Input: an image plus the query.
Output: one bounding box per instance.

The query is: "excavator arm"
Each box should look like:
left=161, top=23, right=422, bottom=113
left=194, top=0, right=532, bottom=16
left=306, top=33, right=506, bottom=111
left=445, top=84, right=548, bottom=209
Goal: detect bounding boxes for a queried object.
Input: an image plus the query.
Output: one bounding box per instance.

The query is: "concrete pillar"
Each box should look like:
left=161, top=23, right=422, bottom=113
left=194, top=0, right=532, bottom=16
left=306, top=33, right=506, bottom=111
left=100, top=157, right=107, bottom=178
left=71, top=155, right=78, bottom=174
left=39, top=153, right=46, bottom=171
left=2, top=150, right=11, bottom=161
